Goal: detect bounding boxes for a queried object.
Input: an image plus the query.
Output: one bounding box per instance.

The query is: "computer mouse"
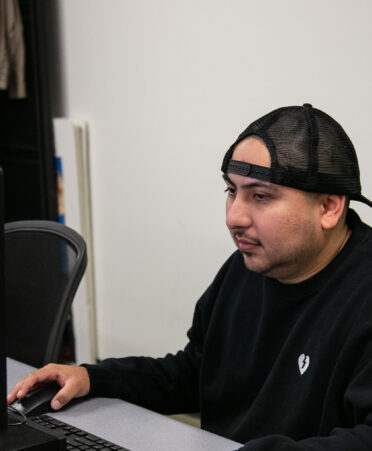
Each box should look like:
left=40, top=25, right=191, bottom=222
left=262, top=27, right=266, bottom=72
left=9, top=383, right=60, bottom=416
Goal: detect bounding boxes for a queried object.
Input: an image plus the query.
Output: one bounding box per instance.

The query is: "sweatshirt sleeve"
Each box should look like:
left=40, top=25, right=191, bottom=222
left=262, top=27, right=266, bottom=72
left=81, top=299, right=207, bottom=415
left=82, top=253, right=236, bottom=415
left=82, top=340, right=201, bottom=414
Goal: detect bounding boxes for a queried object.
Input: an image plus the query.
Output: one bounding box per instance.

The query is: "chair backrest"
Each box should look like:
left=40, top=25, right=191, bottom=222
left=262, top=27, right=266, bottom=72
left=4, top=220, right=87, bottom=368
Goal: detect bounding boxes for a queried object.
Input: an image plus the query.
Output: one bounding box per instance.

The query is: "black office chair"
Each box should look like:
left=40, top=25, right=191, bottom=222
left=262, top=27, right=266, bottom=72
left=4, top=220, right=87, bottom=368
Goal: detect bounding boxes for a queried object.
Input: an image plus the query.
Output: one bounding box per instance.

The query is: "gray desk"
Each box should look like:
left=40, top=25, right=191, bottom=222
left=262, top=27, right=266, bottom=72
left=7, top=359, right=241, bottom=451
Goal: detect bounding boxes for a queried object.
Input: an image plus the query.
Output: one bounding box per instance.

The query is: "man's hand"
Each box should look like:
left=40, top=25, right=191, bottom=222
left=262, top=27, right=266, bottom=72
left=7, top=363, right=90, bottom=410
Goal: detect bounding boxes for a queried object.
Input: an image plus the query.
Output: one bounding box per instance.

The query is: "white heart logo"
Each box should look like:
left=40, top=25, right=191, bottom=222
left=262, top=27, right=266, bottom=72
left=298, top=354, right=310, bottom=375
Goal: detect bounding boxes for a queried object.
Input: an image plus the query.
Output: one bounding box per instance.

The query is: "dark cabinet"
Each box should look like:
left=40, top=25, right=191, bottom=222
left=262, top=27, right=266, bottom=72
left=0, top=0, right=58, bottom=222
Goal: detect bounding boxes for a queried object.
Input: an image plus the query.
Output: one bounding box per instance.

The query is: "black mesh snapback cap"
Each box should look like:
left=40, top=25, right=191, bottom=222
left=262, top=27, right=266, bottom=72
left=221, top=103, right=372, bottom=207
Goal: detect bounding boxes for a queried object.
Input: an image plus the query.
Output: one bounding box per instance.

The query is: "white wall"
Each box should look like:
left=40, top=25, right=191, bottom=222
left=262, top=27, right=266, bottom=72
left=55, top=0, right=372, bottom=361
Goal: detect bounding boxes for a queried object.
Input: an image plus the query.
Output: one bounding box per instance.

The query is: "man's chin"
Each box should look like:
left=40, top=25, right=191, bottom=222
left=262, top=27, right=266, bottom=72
left=241, top=252, right=267, bottom=274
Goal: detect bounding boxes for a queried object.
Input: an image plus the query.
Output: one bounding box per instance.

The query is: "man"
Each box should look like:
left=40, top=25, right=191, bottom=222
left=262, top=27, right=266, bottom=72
left=8, top=104, right=372, bottom=449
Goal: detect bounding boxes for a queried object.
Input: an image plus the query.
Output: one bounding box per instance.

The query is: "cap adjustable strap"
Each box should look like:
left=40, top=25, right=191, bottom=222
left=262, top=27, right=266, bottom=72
left=225, top=160, right=271, bottom=180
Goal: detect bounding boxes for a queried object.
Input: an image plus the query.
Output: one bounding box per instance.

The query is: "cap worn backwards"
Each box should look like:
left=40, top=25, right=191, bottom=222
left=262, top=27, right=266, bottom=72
left=221, top=103, right=372, bottom=207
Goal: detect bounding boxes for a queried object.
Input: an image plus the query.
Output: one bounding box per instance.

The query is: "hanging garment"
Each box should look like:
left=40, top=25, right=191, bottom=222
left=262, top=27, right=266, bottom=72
left=0, top=0, right=26, bottom=98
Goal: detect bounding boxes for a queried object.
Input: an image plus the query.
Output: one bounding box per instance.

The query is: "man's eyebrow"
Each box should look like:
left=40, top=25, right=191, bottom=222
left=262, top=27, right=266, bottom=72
left=222, top=174, right=277, bottom=191
left=222, top=174, right=235, bottom=185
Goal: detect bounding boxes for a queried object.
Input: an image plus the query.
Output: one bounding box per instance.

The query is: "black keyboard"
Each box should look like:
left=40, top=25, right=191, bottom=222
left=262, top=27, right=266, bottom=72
left=30, top=414, right=130, bottom=451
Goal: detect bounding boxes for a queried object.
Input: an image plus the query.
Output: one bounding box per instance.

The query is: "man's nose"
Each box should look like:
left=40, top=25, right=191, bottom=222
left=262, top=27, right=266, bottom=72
left=226, top=196, right=252, bottom=230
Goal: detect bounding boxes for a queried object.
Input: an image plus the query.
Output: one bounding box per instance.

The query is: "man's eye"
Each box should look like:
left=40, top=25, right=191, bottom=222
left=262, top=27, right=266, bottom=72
left=224, top=187, right=236, bottom=196
left=254, top=193, right=267, bottom=201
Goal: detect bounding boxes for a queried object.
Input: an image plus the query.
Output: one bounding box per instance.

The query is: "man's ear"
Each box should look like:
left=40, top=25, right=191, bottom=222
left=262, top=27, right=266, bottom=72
left=319, top=194, right=346, bottom=230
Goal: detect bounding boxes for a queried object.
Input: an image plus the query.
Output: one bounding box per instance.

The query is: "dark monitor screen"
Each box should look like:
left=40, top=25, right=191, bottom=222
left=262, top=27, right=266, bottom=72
left=0, top=167, right=7, bottom=431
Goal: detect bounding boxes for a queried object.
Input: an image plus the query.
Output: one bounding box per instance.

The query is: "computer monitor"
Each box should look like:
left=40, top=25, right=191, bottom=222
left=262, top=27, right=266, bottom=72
left=0, top=167, right=7, bottom=433
left=0, top=168, right=65, bottom=449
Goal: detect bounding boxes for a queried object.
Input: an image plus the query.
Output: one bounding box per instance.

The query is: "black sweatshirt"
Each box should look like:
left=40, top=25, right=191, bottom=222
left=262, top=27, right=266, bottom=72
left=84, top=210, right=372, bottom=450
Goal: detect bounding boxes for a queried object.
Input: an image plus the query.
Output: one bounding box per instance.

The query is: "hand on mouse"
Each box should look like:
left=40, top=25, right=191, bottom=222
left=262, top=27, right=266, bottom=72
left=7, top=363, right=90, bottom=410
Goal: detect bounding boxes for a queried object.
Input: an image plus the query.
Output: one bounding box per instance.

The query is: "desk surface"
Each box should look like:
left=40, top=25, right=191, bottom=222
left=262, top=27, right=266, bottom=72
left=7, top=359, right=241, bottom=451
